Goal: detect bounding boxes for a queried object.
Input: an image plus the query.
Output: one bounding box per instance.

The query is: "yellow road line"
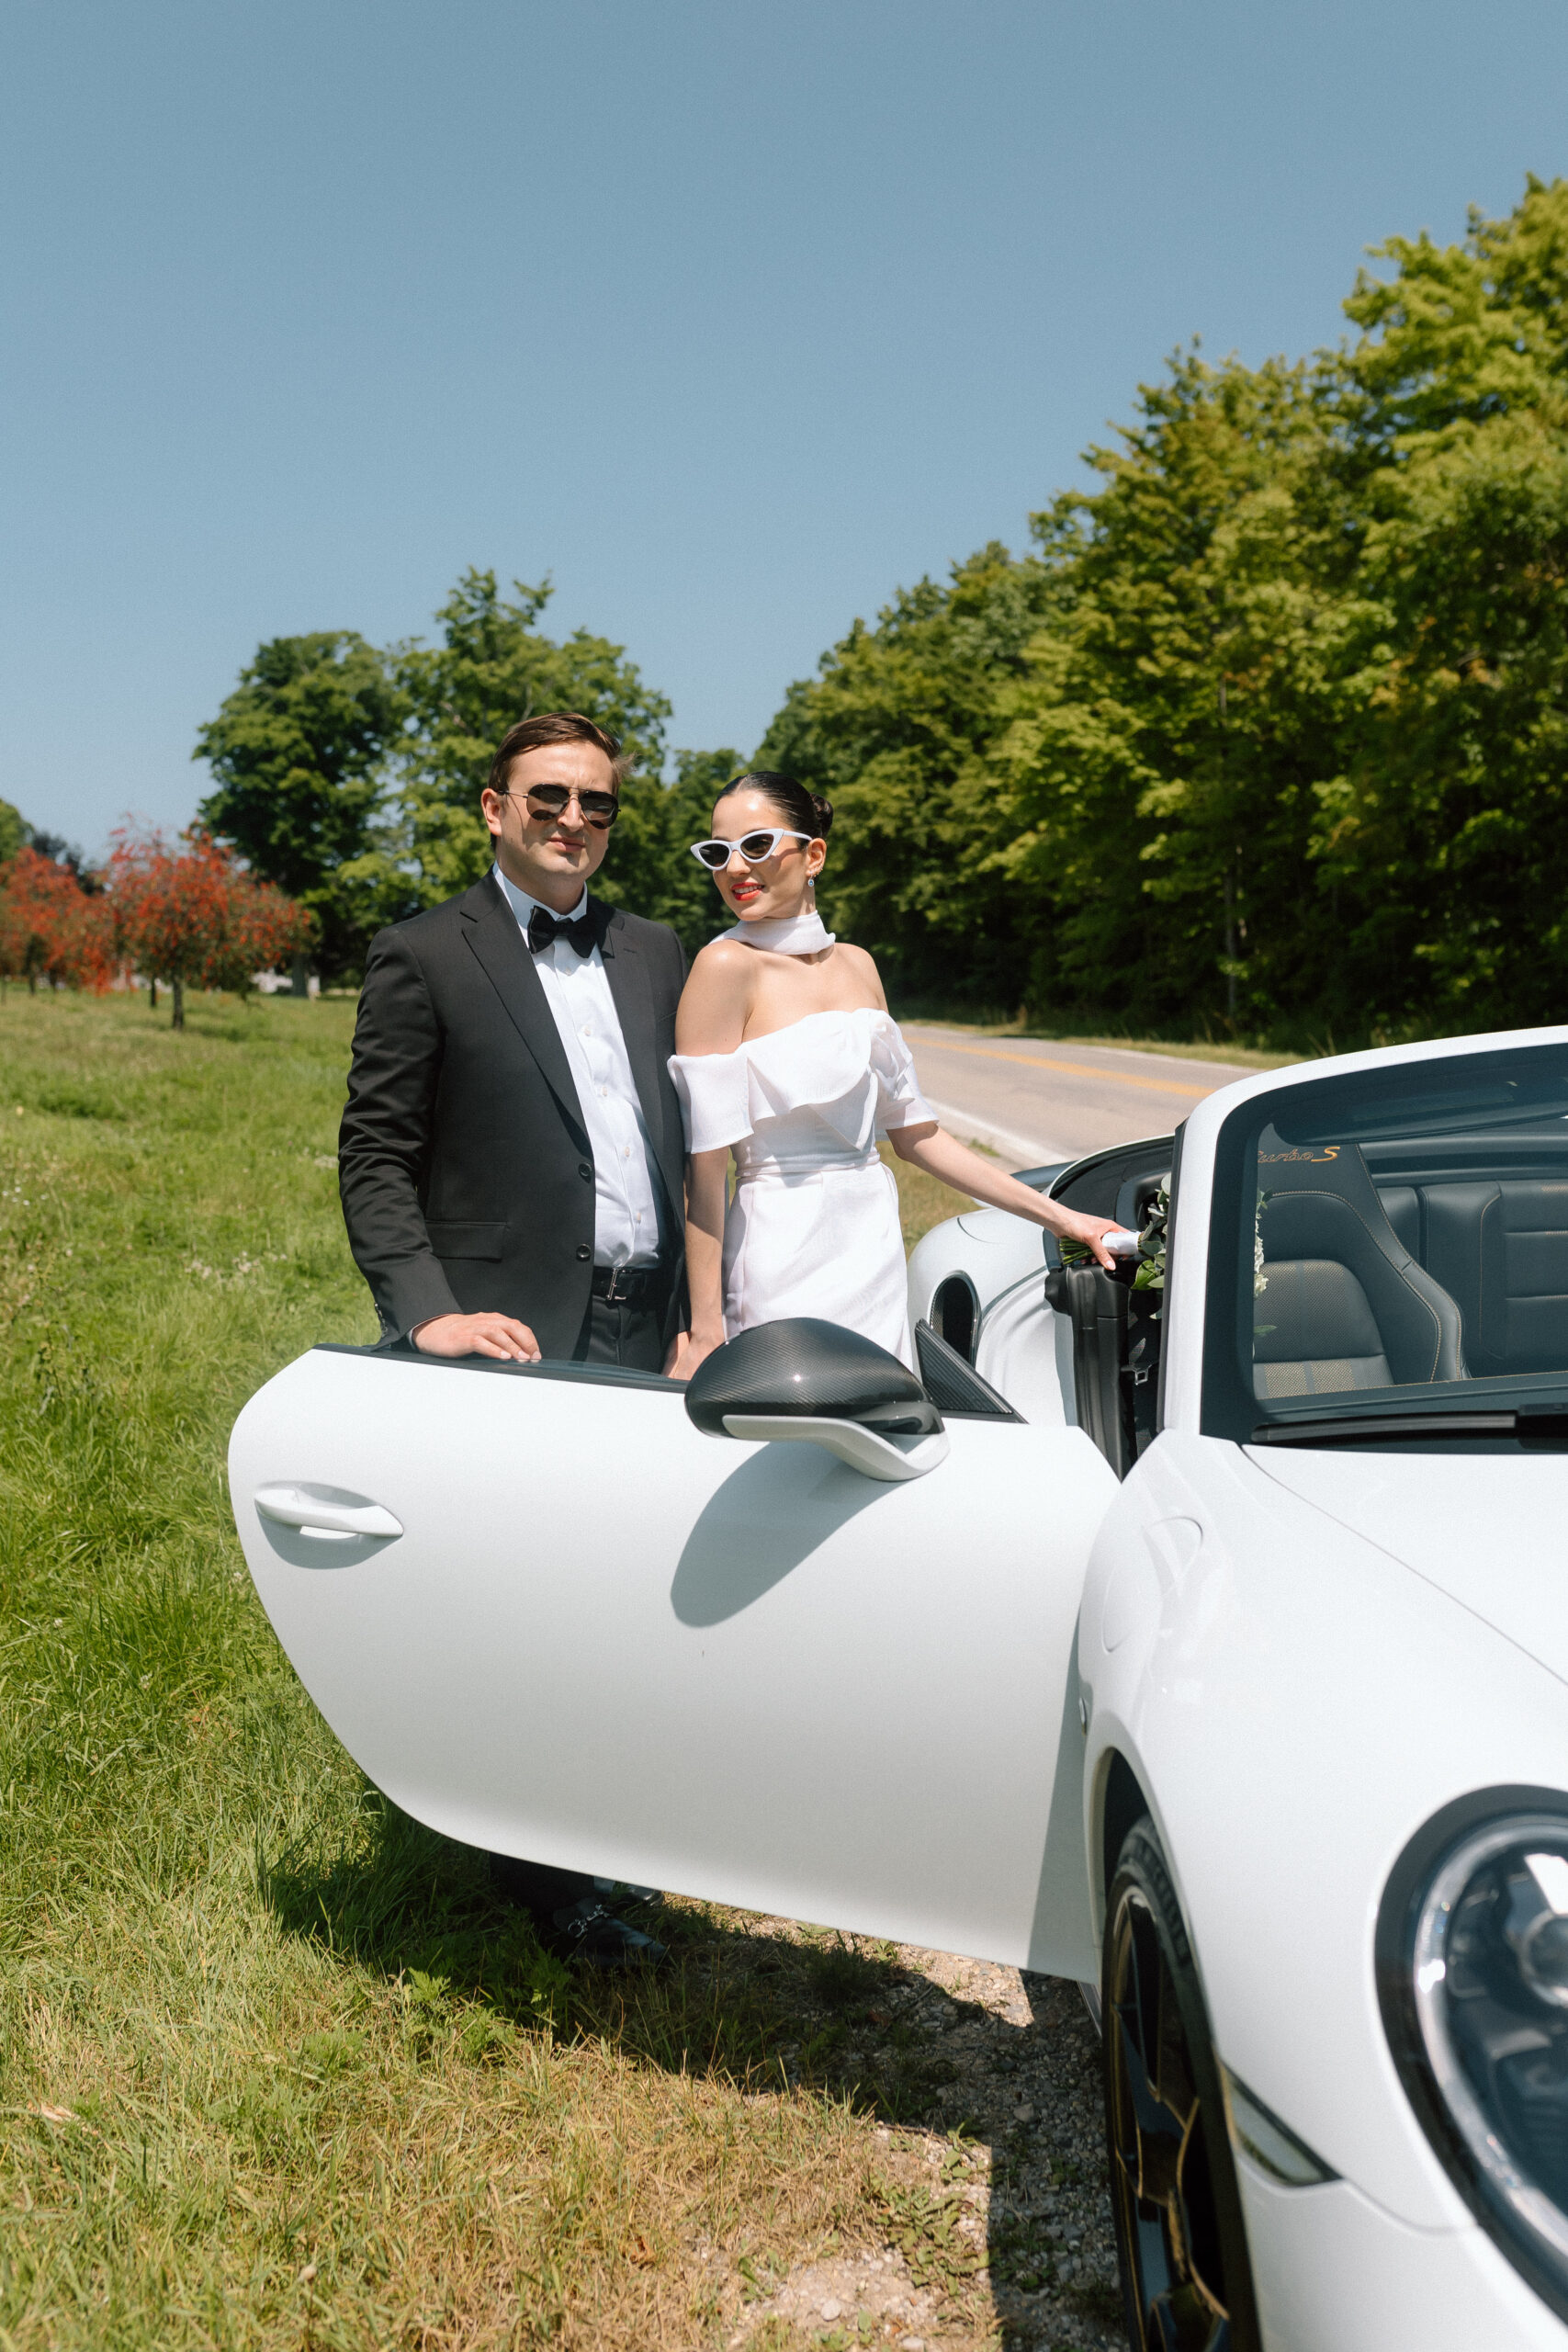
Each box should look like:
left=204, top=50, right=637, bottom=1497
left=903, top=1032, right=1213, bottom=1098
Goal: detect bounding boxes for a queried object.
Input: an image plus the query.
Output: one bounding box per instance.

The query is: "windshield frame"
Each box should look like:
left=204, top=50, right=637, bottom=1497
left=1200, top=1041, right=1568, bottom=1443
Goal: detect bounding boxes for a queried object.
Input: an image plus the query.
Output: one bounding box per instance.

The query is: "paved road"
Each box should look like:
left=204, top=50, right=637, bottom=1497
left=902, top=1025, right=1274, bottom=1169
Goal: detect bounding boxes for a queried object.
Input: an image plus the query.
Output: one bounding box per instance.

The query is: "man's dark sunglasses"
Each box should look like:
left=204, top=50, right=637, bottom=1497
left=507, top=786, right=620, bottom=830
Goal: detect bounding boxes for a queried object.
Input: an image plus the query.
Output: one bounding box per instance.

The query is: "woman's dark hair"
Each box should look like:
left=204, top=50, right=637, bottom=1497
left=715, top=769, right=832, bottom=842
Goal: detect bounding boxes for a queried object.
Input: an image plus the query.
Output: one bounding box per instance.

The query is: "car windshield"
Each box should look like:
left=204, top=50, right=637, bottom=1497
left=1201, top=1040, right=1568, bottom=1444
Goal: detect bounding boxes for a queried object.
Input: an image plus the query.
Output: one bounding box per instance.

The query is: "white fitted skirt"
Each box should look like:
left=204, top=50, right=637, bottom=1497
left=723, top=1148, right=912, bottom=1369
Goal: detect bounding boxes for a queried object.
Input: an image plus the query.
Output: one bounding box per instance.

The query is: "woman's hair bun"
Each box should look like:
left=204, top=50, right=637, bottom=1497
left=715, top=769, right=833, bottom=842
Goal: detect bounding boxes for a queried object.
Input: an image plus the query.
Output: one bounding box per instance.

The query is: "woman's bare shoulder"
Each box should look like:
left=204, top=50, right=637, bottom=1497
left=833, top=941, right=887, bottom=1001
left=677, top=936, right=754, bottom=1053
left=833, top=941, right=879, bottom=976
left=686, top=936, right=753, bottom=987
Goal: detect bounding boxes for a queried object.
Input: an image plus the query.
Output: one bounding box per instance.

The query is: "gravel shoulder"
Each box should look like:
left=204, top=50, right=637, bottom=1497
left=653, top=1902, right=1129, bottom=2351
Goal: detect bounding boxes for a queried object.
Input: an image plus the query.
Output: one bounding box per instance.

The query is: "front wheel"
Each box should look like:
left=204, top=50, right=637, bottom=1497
left=1102, top=1818, right=1261, bottom=2352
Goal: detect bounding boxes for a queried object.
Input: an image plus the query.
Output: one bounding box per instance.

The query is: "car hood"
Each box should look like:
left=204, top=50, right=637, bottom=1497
left=1248, top=1445, right=1568, bottom=1688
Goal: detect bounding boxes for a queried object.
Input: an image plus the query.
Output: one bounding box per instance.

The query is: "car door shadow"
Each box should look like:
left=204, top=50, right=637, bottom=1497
left=260, top=1792, right=1122, bottom=2345
left=669, top=1442, right=890, bottom=1625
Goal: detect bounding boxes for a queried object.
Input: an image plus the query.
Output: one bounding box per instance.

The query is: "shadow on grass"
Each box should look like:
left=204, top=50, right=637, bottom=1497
left=262, top=1792, right=1126, bottom=2345
left=263, top=1788, right=954, bottom=2116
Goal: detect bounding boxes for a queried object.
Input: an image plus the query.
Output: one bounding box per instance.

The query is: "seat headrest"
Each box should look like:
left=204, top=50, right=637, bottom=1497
left=1257, top=1127, right=1408, bottom=1258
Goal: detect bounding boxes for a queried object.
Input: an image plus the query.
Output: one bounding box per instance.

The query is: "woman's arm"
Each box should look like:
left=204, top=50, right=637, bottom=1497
left=676, top=1147, right=731, bottom=1377
left=887, top=1121, right=1125, bottom=1269
left=670, top=942, right=757, bottom=1377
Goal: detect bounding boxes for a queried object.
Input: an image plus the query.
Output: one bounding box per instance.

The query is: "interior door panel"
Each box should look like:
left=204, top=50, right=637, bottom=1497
left=230, top=1346, right=1115, bottom=1973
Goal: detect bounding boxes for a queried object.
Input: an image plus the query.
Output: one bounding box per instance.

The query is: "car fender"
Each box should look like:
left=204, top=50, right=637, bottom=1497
left=1079, top=1428, right=1568, bottom=2233
left=907, top=1204, right=1044, bottom=1329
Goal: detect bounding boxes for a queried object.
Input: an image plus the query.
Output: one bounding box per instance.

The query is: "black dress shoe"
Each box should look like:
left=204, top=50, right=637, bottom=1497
left=594, top=1876, right=661, bottom=1906
left=549, top=1895, right=668, bottom=1969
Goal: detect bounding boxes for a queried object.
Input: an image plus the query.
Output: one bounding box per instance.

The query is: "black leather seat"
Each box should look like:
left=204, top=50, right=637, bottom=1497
left=1416, top=1181, right=1568, bottom=1377
left=1253, top=1137, right=1466, bottom=1400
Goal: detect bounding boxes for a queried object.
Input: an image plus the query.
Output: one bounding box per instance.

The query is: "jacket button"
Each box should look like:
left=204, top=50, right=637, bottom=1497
left=576, top=1243, right=591, bottom=1261
left=578, top=1162, right=592, bottom=1181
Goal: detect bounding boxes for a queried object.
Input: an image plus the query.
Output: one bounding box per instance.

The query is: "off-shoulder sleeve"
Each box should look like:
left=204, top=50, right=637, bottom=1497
left=872, top=1018, right=937, bottom=1133
left=668, top=1049, right=755, bottom=1153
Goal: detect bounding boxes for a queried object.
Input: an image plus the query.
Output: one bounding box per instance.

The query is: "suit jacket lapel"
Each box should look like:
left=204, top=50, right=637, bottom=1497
left=461, top=875, right=588, bottom=1146
left=597, top=901, right=685, bottom=1215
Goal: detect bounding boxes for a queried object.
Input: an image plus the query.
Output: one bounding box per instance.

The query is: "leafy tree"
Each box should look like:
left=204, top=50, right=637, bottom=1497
left=109, top=830, right=314, bottom=1030
left=756, top=176, right=1568, bottom=1042
left=0, top=849, right=113, bottom=992
left=194, top=632, right=402, bottom=979
left=595, top=748, right=741, bottom=956
left=342, top=571, right=672, bottom=927
left=996, top=351, right=1373, bottom=1032
left=1314, top=176, right=1568, bottom=1031
left=757, top=544, right=1054, bottom=1006
left=0, top=800, right=28, bottom=865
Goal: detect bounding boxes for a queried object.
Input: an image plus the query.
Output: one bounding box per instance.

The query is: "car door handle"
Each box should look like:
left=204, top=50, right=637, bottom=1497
left=254, top=1483, right=403, bottom=1540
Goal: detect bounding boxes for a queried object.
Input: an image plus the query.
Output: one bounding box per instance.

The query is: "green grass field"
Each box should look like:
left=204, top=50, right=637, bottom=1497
left=0, top=991, right=1007, bottom=2352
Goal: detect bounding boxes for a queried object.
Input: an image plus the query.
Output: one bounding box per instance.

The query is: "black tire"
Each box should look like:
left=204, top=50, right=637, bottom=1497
left=1101, top=1817, right=1262, bottom=2352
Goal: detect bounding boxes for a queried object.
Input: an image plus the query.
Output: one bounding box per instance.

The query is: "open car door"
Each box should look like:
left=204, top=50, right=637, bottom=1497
left=229, top=1329, right=1117, bottom=1976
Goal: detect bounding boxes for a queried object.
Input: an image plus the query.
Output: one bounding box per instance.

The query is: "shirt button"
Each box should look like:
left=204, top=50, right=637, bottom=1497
left=576, top=1243, right=591, bottom=1261
left=635, top=1213, right=642, bottom=1224
left=578, top=1162, right=592, bottom=1181
left=599, top=1086, right=607, bottom=1098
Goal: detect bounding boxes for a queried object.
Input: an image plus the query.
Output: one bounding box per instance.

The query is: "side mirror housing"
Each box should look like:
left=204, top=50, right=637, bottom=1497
left=684, top=1318, right=948, bottom=1483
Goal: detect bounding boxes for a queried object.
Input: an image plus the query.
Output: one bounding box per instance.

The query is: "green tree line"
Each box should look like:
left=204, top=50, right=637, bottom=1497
left=197, top=177, right=1568, bottom=1044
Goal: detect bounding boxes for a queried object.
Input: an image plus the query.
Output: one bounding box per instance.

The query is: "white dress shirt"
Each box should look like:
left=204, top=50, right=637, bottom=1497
left=494, top=867, right=664, bottom=1267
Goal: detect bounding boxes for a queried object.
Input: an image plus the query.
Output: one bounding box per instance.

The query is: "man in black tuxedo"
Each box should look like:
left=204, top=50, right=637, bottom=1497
left=339, top=709, right=688, bottom=1962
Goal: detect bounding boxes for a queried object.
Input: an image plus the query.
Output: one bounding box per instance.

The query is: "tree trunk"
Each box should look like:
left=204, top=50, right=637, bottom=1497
left=149, top=976, right=158, bottom=1010
left=1223, top=868, right=1238, bottom=1024
left=290, top=952, right=310, bottom=998
left=171, top=976, right=185, bottom=1031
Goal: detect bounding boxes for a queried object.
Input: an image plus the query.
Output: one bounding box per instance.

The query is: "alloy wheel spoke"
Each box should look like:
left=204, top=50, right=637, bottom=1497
left=1109, top=1895, right=1234, bottom=2352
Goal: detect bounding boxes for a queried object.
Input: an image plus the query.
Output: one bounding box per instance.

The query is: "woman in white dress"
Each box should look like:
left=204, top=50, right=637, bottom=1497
left=668, top=771, right=1122, bottom=1377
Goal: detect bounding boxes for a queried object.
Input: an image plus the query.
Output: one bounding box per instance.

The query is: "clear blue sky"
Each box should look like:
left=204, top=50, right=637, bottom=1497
left=6, top=0, right=1567, bottom=856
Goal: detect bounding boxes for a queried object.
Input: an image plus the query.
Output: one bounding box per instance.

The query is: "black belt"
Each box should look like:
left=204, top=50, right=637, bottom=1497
left=591, top=1263, right=663, bottom=1306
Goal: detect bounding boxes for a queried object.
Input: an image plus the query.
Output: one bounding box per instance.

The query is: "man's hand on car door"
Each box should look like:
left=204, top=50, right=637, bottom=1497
left=412, top=1312, right=543, bottom=1362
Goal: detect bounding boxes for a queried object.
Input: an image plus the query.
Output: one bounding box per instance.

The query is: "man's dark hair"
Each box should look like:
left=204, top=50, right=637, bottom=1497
left=487, top=711, right=631, bottom=797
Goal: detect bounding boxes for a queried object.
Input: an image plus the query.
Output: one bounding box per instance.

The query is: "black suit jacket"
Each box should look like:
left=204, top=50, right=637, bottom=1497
left=339, top=874, right=688, bottom=1355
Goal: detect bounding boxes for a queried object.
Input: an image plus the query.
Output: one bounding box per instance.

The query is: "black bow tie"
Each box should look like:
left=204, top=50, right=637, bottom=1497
left=527, top=904, right=596, bottom=957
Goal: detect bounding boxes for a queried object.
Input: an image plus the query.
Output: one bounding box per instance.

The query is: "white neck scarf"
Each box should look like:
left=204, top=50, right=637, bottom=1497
left=722, top=910, right=836, bottom=955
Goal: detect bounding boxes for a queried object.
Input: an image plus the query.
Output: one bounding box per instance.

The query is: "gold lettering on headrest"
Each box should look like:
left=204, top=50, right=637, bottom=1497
left=1258, top=1145, right=1341, bottom=1165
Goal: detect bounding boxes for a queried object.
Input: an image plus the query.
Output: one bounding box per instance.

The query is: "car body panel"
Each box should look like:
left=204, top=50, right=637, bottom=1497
left=230, top=1345, right=1116, bottom=1972
left=1247, top=1446, right=1568, bottom=1686
left=906, top=1208, right=1074, bottom=1425
left=1081, top=1429, right=1568, bottom=2232
left=973, top=1276, right=1074, bottom=1428
left=1235, top=2162, right=1563, bottom=2351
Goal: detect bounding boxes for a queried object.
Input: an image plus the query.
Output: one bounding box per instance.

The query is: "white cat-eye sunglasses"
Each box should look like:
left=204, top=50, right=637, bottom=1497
left=689, top=828, right=813, bottom=871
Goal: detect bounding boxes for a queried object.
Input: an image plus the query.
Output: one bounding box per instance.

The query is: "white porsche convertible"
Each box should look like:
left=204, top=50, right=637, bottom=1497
left=231, top=1027, right=1568, bottom=2352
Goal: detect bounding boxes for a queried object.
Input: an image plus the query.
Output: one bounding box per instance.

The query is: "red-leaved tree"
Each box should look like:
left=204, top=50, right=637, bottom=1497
left=0, top=848, right=114, bottom=993
left=108, top=829, right=315, bottom=1029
